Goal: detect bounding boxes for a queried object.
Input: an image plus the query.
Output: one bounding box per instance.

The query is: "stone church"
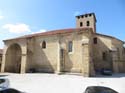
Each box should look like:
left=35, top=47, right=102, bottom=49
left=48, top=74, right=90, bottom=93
left=1, top=13, right=125, bottom=77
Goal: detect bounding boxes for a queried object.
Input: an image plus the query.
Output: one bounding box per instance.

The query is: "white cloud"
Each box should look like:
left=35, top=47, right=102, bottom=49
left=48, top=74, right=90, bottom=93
left=31, top=29, right=47, bottom=34
left=2, top=23, right=31, bottom=34
left=0, top=15, right=4, bottom=20
left=39, top=29, right=47, bottom=32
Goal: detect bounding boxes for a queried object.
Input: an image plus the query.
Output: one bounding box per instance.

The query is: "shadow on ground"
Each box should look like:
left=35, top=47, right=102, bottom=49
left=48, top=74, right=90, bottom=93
left=96, top=73, right=125, bottom=78
left=0, top=75, right=9, bottom=77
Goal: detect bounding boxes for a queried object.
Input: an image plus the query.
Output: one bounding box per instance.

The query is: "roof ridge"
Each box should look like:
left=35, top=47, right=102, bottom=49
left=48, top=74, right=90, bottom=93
left=96, top=33, right=124, bottom=43
left=4, top=27, right=92, bottom=41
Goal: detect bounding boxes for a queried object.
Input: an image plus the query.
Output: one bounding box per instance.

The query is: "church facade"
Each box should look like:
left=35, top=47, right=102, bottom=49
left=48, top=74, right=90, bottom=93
left=1, top=13, right=125, bottom=77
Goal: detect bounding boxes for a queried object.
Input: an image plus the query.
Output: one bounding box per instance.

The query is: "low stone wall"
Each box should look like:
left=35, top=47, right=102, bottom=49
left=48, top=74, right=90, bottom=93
left=113, top=60, right=125, bottom=73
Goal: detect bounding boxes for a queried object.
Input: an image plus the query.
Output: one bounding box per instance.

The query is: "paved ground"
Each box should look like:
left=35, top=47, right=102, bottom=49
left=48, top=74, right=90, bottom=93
left=0, top=73, right=125, bottom=93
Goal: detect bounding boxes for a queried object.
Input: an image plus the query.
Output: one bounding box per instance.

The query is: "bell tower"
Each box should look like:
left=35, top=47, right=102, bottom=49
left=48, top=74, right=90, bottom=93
left=76, top=13, right=97, bottom=33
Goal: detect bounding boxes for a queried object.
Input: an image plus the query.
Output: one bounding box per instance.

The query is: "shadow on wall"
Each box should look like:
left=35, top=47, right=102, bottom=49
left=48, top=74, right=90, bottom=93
left=26, top=46, right=55, bottom=73
left=60, top=48, right=73, bottom=73
left=26, top=47, right=73, bottom=73
left=92, top=37, right=113, bottom=74
left=26, top=32, right=87, bottom=74
left=26, top=39, right=74, bottom=73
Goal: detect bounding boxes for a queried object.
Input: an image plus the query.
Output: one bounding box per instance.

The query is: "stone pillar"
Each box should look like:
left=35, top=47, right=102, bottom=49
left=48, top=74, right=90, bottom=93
left=82, top=39, right=90, bottom=77
left=1, top=54, right=6, bottom=72
left=56, top=61, right=61, bottom=74
left=56, top=43, right=61, bottom=74
left=90, top=61, right=95, bottom=77
left=82, top=44, right=90, bottom=77
left=1, top=46, right=8, bottom=73
left=20, top=46, right=27, bottom=74
left=56, top=52, right=61, bottom=74
left=111, top=48, right=119, bottom=73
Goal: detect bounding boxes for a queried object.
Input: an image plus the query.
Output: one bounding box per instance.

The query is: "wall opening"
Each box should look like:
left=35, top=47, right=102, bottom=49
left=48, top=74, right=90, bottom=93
left=80, top=22, right=83, bottom=27
left=42, top=41, right=46, bottom=49
left=5, top=43, right=22, bottom=73
left=86, top=21, right=90, bottom=26
left=68, top=41, right=73, bottom=52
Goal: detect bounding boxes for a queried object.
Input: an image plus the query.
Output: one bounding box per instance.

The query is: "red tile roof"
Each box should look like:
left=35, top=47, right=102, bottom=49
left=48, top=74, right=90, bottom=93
left=4, top=28, right=92, bottom=41
left=3, top=27, right=124, bottom=43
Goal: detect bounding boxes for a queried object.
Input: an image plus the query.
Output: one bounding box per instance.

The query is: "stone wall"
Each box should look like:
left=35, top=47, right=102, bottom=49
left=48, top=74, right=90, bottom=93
left=92, top=35, right=113, bottom=72
left=26, top=31, right=91, bottom=74
left=2, top=29, right=125, bottom=76
left=76, top=14, right=96, bottom=33
left=113, top=60, right=125, bottom=73
left=27, top=35, right=59, bottom=73
left=92, top=34, right=125, bottom=74
left=112, top=39, right=125, bottom=61
left=1, top=38, right=27, bottom=73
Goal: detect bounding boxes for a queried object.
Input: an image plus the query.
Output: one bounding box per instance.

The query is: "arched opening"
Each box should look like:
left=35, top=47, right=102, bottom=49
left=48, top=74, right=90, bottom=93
left=86, top=21, right=90, bottom=26
left=5, top=43, right=22, bottom=73
left=42, top=41, right=46, bottom=49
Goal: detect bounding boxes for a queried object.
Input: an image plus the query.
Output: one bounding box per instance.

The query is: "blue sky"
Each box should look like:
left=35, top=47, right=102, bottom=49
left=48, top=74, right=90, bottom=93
left=0, top=0, right=125, bottom=48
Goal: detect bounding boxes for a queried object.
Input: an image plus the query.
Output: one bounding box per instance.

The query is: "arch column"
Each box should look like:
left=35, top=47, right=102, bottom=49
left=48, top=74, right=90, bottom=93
left=111, top=48, right=119, bottom=73
left=56, top=43, right=61, bottom=74
left=20, top=46, right=27, bottom=74
left=1, top=46, right=8, bottom=73
left=1, top=54, right=6, bottom=73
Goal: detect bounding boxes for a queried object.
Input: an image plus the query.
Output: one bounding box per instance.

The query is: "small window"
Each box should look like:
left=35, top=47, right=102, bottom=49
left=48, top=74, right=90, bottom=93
left=81, top=15, right=84, bottom=18
left=93, top=37, right=97, bottom=44
left=85, top=14, right=88, bottom=17
left=68, top=41, right=73, bottom=52
left=77, top=16, right=80, bottom=19
left=102, top=52, right=107, bottom=61
left=89, top=14, right=92, bottom=17
left=42, top=41, right=46, bottom=49
left=86, top=21, right=90, bottom=26
left=80, top=22, right=83, bottom=27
